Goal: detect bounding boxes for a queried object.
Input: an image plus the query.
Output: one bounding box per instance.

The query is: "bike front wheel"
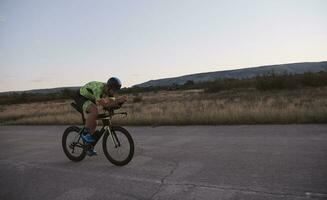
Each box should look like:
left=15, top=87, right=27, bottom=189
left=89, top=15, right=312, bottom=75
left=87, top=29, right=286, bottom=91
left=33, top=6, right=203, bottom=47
left=102, top=126, right=134, bottom=166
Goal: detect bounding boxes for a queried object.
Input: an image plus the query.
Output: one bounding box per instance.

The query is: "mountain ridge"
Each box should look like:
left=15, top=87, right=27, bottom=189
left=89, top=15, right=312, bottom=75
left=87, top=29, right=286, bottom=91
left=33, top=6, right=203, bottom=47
left=134, top=61, right=327, bottom=88
left=0, top=87, right=80, bottom=96
left=1, top=61, right=326, bottom=95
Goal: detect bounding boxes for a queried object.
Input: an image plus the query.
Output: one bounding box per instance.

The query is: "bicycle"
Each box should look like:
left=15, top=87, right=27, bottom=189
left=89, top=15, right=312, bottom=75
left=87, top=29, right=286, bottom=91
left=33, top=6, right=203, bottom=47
left=62, top=102, right=134, bottom=166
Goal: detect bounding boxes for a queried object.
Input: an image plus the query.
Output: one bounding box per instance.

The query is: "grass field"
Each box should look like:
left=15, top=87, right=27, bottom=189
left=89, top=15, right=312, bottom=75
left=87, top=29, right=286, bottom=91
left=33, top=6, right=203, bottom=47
left=1, top=87, right=327, bottom=125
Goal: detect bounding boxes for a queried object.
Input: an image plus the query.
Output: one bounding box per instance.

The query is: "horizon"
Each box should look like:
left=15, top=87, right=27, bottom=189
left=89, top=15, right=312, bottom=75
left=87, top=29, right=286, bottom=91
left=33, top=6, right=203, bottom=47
left=1, top=0, right=327, bottom=92
left=1, top=60, right=326, bottom=93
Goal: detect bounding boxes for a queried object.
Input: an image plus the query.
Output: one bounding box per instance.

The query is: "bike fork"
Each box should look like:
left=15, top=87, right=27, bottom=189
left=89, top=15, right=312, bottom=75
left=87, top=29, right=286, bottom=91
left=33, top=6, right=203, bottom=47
left=107, top=127, right=121, bottom=148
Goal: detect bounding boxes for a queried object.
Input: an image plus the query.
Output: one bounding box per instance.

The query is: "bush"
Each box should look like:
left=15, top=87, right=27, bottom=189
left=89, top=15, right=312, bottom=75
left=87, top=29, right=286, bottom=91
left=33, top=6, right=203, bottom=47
left=301, top=72, right=327, bottom=87
left=132, top=95, right=143, bottom=103
left=256, top=72, right=298, bottom=91
left=255, top=71, right=327, bottom=91
left=0, top=89, right=77, bottom=105
left=61, top=89, right=76, bottom=99
left=204, top=81, right=224, bottom=93
left=184, top=80, right=194, bottom=86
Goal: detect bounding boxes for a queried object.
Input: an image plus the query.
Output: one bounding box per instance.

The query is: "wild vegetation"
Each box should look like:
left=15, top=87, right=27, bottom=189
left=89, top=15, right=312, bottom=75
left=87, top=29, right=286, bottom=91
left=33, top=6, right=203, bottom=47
left=122, top=71, right=327, bottom=94
left=0, top=71, right=326, bottom=125
left=0, top=89, right=76, bottom=105
left=0, top=87, right=326, bottom=125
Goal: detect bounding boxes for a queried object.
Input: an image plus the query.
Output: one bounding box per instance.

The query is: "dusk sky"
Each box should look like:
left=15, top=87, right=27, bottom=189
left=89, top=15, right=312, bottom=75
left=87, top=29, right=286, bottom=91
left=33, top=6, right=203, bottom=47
left=1, top=0, right=326, bottom=92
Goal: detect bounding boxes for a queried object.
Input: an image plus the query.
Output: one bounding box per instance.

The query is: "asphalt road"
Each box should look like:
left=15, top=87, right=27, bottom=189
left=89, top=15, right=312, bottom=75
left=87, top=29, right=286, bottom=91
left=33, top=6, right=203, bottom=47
left=0, top=125, right=327, bottom=200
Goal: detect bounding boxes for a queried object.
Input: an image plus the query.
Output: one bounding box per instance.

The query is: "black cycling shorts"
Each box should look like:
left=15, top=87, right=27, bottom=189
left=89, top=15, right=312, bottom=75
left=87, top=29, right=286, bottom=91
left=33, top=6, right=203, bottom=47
left=73, top=92, right=92, bottom=109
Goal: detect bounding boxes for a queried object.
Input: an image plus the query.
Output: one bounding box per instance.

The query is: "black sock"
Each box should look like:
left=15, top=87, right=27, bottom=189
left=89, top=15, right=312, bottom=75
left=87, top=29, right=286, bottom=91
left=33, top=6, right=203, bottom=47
left=83, top=128, right=91, bottom=135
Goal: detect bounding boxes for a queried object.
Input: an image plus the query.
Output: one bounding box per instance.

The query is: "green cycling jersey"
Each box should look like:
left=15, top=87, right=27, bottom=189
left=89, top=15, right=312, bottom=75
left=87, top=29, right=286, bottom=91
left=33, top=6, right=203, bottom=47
left=80, top=81, right=105, bottom=103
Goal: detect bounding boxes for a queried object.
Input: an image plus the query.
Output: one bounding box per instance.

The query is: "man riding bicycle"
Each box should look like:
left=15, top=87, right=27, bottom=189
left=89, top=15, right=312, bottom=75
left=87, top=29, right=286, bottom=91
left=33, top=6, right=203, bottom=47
left=74, top=77, right=127, bottom=156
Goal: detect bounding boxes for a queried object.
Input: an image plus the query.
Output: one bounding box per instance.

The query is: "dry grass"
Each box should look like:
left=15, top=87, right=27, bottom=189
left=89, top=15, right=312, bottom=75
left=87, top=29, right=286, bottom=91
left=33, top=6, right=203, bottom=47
left=1, top=87, right=327, bottom=125
left=0, top=100, right=81, bottom=125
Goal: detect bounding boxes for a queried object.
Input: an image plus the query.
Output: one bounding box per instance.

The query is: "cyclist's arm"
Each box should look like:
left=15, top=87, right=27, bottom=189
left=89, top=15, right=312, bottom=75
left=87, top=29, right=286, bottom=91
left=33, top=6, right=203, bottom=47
left=90, top=84, right=116, bottom=107
left=97, top=97, right=117, bottom=107
left=97, top=96, right=128, bottom=108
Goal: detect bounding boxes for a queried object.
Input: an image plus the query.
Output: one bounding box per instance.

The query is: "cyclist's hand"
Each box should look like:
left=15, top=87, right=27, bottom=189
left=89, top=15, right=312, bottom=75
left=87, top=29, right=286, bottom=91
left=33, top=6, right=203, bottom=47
left=100, top=97, right=118, bottom=108
left=117, top=96, right=128, bottom=104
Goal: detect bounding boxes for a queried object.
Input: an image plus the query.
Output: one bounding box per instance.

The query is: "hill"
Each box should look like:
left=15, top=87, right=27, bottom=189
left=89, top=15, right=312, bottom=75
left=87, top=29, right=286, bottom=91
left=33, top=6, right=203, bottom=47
left=134, top=61, right=327, bottom=88
left=1, top=61, right=326, bottom=95
left=0, top=87, right=80, bottom=96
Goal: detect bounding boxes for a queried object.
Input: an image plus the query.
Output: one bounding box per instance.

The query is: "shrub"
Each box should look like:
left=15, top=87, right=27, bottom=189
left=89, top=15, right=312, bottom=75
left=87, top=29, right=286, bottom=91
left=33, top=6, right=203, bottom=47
left=184, top=80, right=194, bottom=86
left=301, top=72, right=327, bottom=87
left=132, top=95, right=143, bottom=103
left=256, top=73, right=294, bottom=91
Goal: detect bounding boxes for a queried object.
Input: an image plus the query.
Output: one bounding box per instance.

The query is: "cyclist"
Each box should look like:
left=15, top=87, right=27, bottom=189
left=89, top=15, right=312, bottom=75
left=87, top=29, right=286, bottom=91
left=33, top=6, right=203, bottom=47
left=74, top=77, right=127, bottom=156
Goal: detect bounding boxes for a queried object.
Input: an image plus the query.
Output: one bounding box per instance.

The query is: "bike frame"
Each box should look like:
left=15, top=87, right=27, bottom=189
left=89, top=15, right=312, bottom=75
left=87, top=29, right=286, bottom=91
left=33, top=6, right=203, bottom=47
left=76, top=110, right=127, bottom=147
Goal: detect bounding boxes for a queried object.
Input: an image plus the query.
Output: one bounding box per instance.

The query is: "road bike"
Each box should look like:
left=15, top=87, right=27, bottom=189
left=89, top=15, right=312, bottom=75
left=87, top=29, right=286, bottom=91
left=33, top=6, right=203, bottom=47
left=62, top=102, right=134, bottom=166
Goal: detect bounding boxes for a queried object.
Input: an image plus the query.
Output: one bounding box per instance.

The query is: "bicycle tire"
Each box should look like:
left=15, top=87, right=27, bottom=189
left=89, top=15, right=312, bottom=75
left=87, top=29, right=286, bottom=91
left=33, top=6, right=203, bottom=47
left=62, top=126, right=86, bottom=162
left=102, top=126, right=134, bottom=166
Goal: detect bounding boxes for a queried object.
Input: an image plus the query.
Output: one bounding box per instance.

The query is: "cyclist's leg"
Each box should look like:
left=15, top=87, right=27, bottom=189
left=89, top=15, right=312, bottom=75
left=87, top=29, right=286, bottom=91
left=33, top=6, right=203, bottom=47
left=81, top=101, right=98, bottom=156
left=82, top=101, right=98, bottom=135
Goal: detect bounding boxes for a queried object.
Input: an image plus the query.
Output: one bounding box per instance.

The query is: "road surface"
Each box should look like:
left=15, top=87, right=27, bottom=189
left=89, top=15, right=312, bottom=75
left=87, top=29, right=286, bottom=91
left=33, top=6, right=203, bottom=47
left=0, top=125, right=327, bottom=200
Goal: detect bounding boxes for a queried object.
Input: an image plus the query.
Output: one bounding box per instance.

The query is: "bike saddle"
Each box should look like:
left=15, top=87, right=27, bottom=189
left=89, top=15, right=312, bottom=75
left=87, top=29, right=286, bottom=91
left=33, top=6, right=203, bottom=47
left=71, top=102, right=83, bottom=114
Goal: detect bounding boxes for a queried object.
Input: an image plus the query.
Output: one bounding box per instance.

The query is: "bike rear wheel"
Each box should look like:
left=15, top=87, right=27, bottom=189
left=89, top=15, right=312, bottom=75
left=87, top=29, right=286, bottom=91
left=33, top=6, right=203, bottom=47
left=102, top=126, right=134, bottom=166
left=62, top=126, right=86, bottom=162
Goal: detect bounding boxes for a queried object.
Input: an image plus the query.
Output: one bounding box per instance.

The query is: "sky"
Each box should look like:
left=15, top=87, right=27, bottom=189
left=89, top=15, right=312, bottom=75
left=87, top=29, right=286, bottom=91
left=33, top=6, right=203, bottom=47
left=0, top=0, right=326, bottom=92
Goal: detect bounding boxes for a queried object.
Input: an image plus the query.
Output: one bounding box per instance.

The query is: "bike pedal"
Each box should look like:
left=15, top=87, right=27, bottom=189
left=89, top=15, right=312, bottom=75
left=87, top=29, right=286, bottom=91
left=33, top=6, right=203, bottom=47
left=85, top=144, right=94, bottom=150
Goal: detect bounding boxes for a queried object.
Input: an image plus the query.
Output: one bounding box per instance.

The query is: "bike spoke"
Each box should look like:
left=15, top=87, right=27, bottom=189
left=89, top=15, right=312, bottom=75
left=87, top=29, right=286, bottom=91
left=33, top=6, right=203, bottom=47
left=66, top=130, right=84, bottom=156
